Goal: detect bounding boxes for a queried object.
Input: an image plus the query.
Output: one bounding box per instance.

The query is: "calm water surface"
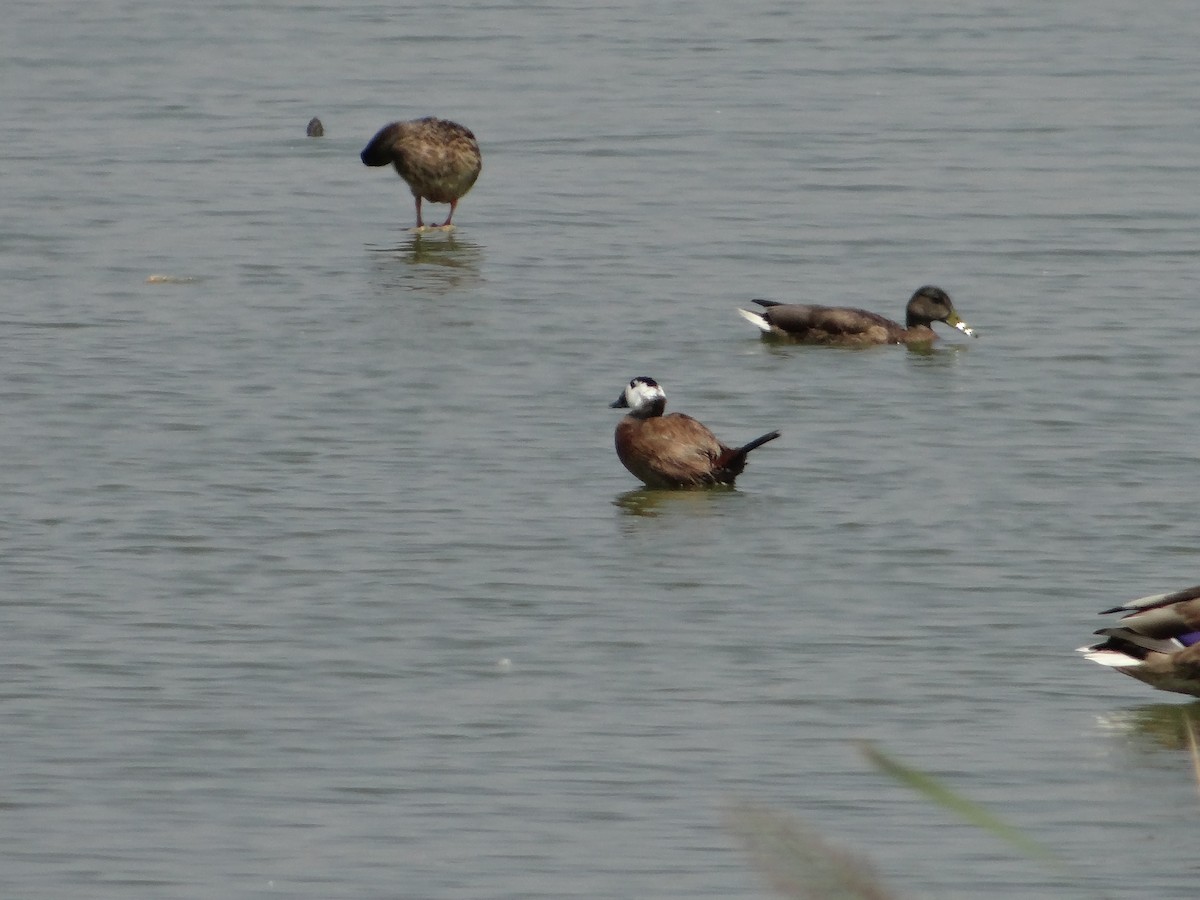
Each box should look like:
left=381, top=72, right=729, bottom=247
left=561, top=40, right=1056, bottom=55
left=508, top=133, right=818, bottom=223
left=3, top=1, right=1200, bottom=897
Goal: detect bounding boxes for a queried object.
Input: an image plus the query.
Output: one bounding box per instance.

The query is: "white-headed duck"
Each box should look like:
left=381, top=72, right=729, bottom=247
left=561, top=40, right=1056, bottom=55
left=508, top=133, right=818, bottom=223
left=611, top=376, right=780, bottom=488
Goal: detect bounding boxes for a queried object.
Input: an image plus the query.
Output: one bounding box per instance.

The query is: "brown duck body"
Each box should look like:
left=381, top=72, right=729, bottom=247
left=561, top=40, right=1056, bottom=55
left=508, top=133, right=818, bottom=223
left=740, top=285, right=975, bottom=346
left=753, top=303, right=921, bottom=345
left=615, top=413, right=752, bottom=488
left=1080, top=585, right=1200, bottom=697
left=360, top=117, right=482, bottom=227
left=611, top=377, right=780, bottom=488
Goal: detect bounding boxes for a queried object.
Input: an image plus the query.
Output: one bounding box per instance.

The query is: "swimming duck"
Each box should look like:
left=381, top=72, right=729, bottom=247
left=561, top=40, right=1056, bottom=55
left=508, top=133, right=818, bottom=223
left=738, top=285, right=976, bottom=346
left=1079, top=585, right=1200, bottom=697
left=611, top=376, right=780, bottom=488
left=360, top=117, right=482, bottom=229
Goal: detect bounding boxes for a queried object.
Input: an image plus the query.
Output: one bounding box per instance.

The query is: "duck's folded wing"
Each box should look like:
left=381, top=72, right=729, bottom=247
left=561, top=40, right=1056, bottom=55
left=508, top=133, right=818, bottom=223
left=1106, top=597, right=1200, bottom=640
left=637, top=416, right=725, bottom=483
left=1100, top=583, right=1200, bottom=615
left=754, top=302, right=896, bottom=337
left=1091, top=627, right=1184, bottom=656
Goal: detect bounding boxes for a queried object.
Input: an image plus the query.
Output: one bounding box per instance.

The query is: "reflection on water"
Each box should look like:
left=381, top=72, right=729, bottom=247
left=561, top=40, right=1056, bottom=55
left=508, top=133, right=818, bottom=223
left=367, top=232, right=484, bottom=293
left=371, top=231, right=484, bottom=268
left=401, top=232, right=482, bottom=268
left=753, top=335, right=972, bottom=359
left=612, top=485, right=736, bottom=517
left=903, top=341, right=972, bottom=363
left=1093, top=701, right=1200, bottom=752
left=757, top=337, right=867, bottom=359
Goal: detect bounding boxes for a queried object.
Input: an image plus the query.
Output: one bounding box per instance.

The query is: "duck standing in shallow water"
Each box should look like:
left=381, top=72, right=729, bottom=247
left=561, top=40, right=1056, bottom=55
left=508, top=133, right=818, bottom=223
left=360, top=117, right=482, bottom=230
left=610, top=376, right=780, bottom=489
left=1079, top=585, right=1200, bottom=697
left=738, top=285, right=976, bottom=346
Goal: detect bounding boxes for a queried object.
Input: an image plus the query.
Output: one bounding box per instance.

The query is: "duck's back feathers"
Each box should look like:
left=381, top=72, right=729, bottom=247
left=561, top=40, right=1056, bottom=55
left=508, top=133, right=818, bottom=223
left=1080, top=586, right=1200, bottom=697
left=360, top=117, right=482, bottom=207
left=750, top=300, right=908, bottom=344
left=615, top=413, right=726, bottom=488
left=614, top=416, right=779, bottom=488
left=1099, top=583, right=1200, bottom=615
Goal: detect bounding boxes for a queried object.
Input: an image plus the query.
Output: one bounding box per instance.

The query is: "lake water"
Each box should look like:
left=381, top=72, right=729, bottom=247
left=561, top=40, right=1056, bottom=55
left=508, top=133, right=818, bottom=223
left=3, top=1, right=1200, bottom=897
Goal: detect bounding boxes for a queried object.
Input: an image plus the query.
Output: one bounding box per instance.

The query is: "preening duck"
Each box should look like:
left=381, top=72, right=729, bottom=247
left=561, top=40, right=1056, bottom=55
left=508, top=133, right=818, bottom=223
left=610, top=376, right=780, bottom=489
left=360, top=117, right=482, bottom=230
left=738, top=285, right=976, bottom=346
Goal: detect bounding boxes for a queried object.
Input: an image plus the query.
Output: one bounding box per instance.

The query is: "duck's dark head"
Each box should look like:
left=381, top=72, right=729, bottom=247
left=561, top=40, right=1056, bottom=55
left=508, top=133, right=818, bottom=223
left=906, top=285, right=976, bottom=336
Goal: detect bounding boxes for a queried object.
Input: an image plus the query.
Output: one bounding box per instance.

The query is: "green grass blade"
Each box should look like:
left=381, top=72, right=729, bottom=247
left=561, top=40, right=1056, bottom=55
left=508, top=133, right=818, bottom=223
left=1184, top=709, right=1200, bottom=799
left=858, top=741, right=1061, bottom=866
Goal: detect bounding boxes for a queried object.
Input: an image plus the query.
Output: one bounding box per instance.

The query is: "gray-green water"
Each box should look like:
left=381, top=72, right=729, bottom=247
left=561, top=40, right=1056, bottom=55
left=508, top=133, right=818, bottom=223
left=4, top=1, right=1200, bottom=897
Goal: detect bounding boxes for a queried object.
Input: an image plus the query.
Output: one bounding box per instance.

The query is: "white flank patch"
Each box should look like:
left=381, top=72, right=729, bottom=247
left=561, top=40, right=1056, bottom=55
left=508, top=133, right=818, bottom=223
left=1079, top=647, right=1143, bottom=667
left=737, top=308, right=770, bottom=333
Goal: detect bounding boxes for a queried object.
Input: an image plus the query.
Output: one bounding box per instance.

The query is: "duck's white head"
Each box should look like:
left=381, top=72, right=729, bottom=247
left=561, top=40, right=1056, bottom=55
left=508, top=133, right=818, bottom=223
left=611, top=376, right=667, bottom=417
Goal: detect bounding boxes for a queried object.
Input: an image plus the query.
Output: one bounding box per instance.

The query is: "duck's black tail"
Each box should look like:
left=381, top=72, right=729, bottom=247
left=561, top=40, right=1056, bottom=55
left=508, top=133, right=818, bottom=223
left=739, top=430, right=782, bottom=455
left=712, top=430, right=781, bottom=484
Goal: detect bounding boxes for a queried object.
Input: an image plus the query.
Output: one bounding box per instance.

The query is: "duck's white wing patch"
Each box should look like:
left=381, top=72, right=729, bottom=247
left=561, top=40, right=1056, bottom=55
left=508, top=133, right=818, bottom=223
left=1079, top=646, right=1144, bottom=667
left=738, top=308, right=771, bottom=333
